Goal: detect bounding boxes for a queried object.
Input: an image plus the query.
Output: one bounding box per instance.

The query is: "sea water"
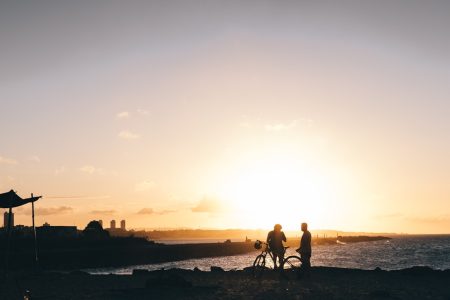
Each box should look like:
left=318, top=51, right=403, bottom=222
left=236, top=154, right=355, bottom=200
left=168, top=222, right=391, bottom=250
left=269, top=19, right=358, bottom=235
left=87, top=235, right=450, bottom=274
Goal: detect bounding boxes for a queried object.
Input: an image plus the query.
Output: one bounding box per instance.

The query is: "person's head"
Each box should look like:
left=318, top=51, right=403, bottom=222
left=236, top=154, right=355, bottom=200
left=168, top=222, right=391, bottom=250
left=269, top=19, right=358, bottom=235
left=301, top=222, right=308, bottom=232
left=274, top=224, right=282, bottom=231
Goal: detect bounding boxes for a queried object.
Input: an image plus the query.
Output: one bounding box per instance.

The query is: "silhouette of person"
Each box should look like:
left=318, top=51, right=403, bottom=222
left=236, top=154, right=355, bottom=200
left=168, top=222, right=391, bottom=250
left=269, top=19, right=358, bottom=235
left=266, top=224, right=287, bottom=269
left=296, top=222, right=312, bottom=274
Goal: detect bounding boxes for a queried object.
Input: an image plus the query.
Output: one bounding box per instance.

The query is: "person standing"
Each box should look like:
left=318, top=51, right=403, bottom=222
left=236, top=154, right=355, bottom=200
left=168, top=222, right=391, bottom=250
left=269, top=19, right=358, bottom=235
left=266, top=224, right=287, bottom=269
left=297, top=222, right=312, bottom=274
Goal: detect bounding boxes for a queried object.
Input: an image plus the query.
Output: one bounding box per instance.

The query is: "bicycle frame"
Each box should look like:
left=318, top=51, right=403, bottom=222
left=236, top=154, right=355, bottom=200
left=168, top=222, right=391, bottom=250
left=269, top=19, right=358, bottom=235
left=256, top=241, right=279, bottom=268
left=254, top=240, right=292, bottom=268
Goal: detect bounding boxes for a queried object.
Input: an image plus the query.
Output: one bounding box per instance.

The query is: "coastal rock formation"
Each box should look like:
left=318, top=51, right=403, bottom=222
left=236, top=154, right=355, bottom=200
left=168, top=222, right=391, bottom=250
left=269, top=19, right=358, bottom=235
left=1, top=267, right=449, bottom=299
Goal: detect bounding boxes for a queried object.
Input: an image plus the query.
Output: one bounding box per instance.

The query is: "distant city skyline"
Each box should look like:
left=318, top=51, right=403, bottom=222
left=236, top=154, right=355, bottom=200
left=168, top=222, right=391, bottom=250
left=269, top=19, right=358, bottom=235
left=1, top=1, right=449, bottom=233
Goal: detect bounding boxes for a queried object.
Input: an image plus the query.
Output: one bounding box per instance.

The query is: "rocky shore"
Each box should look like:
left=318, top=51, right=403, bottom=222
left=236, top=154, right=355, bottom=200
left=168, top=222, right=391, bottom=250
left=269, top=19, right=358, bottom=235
left=1, top=266, right=449, bottom=299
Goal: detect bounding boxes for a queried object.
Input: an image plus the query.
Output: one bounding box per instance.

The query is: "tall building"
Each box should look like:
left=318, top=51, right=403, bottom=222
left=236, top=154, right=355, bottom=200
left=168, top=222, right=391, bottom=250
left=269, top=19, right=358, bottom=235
left=110, top=219, right=116, bottom=229
left=98, top=220, right=103, bottom=228
left=120, top=220, right=126, bottom=230
left=3, top=211, right=14, bottom=228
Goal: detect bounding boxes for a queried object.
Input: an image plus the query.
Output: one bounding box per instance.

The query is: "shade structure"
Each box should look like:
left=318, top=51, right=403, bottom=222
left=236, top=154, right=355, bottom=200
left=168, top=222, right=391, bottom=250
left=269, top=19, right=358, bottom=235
left=1, top=190, right=42, bottom=277
left=0, top=190, right=41, bottom=208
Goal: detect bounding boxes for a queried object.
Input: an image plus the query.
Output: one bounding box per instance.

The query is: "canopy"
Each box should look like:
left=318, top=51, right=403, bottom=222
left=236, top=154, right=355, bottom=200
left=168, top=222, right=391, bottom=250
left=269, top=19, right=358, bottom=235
left=0, top=190, right=41, bottom=208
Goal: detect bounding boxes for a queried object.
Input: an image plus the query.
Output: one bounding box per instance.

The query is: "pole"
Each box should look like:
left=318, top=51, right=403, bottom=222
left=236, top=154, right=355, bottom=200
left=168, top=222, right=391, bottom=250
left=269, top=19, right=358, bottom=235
left=5, top=207, right=13, bottom=276
left=31, top=193, right=39, bottom=268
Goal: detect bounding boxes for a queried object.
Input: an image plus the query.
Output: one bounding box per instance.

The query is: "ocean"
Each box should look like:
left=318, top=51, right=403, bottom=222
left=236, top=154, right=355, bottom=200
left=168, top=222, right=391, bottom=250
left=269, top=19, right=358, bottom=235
left=87, top=235, right=450, bottom=274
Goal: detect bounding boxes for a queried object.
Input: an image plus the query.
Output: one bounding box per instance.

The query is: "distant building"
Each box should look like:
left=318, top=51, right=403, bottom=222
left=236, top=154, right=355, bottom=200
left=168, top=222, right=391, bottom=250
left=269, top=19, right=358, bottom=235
left=98, top=219, right=103, bottom=228
left=3, top=211, right=14, bottom=228
left=12, top=225, right=33, bottom=236
left=110, top=219, right=116, bottom=229
left=120, top=220, right=126, bottom=230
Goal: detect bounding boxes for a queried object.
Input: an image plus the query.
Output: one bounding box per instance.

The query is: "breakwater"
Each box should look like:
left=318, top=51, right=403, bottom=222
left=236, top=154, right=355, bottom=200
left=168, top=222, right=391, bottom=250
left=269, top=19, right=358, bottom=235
left=2, top=235, right=392, bottom=270
left=1, top=238, right=255, bottom=270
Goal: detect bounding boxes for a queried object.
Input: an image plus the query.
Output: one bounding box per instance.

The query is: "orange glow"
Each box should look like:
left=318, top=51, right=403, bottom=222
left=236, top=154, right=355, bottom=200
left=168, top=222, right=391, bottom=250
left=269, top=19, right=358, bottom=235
left=214, top=149, right=347, bottom=231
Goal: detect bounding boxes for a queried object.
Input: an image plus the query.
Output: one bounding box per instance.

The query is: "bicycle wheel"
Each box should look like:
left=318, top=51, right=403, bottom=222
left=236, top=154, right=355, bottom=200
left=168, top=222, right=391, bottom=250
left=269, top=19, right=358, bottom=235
left=283, top=255, right=301, bottom=272
left=253, top=254, right=266, bottom=278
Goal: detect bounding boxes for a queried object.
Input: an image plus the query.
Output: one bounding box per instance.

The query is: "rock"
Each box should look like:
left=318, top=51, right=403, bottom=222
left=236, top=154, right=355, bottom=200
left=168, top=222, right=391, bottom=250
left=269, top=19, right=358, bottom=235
left=69, top=270, right=90, bottom=276
left=243, top=266, right=254, bottom=273
left=369, top=290, right=392, bottom=297
left=443, top=269, right=450, bottom=277
left=395, top=266, right=437, bottom=277
left=210, top=266, right=224, bottom=272
left=145, top=273, right=192, bottom=288
left=254, top=289, right=285, bottom=300
left=193, top=267, right=201, bottom=272
left=132, top=269, right=150, bottom=276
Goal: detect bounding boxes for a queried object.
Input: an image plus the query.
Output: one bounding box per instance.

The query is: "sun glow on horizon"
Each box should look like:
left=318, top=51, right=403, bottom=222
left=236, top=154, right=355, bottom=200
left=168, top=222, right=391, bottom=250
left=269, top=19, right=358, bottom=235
left=215, top=150, right=349, bottom=231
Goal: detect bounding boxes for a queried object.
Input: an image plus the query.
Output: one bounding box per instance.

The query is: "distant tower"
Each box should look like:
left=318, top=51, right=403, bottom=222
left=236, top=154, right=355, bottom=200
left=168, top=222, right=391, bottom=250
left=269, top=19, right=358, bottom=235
left=98, top=220, right=103, bottom=228
left=120, top=220, right=126, bottom=230
left=110, top=220, right=116, bottom=229
left=3, top=211, right=14, bottom=228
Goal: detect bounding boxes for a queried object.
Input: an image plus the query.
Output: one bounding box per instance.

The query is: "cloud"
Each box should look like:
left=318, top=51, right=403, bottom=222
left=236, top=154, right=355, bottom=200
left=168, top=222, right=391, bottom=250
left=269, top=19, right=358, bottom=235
left=239, top=122, right=252, bottom=128
left=45, top=195, right=111, bottom=200
left=304, top=118, right=314, bottom=128
left=191, top=196, right=225, bottom=213
left=54, top=165, right=66, bottom=175
left=137, top=208, right=175, bottom=215
left=80, top=165, right=95, bottom=174
left=29, top=155, right=41, bottom=163
left=265, top=120, right=298, bottom=131
left=137, top=208, right=154, bottom=214
left=19, top=206, right=73, bottom=216
left=137, top=108, right=149, bottom=115
left=134, top=180, right=156, bottom=192
left=80, top=165, right=103, bottom=174
left=118, top=130, right=140, bottom=140
left=90, top=210, right=116, bottom=215
left=0, top=155, right=18, bottom=165
left=117, top=111, right=130, bottom=119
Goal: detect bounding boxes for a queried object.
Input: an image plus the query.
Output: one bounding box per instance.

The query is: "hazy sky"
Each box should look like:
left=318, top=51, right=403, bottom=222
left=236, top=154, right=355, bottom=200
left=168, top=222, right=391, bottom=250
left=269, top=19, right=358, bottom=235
left=1, top=1, right=449, bottom=233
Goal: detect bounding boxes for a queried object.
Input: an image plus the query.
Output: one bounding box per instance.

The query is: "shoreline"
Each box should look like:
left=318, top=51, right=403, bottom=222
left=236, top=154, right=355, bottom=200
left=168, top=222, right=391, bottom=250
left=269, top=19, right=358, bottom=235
left=2, top=236, right=390, bottom=270
left=2, top=266, right=449, bottom=299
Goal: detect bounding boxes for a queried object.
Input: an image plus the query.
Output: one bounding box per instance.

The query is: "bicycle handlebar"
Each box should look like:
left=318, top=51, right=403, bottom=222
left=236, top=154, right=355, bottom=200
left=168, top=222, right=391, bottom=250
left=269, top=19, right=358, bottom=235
left=256, top=240, right=289, bottom=249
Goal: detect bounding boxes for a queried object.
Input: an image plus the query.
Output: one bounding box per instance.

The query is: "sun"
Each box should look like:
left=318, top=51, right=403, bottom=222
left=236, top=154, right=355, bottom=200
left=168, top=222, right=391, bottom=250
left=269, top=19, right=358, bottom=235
left=217, top=152, right=338, bottom=230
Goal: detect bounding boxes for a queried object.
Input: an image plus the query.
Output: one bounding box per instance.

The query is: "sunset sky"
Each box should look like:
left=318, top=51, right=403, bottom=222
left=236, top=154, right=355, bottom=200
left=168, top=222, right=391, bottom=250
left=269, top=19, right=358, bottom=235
left=1, top=1, right=449, bottom=234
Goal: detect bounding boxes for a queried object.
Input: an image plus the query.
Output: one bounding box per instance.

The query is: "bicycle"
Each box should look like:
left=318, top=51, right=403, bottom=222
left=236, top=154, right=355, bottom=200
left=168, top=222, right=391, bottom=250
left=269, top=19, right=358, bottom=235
left=283, top=251, right=303, bottom=277
left=252, top=240, right=302, bottom=278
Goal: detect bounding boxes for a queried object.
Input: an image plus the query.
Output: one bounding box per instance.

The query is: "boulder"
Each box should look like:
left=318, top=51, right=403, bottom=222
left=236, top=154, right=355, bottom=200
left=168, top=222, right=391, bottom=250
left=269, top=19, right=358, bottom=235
left=145, top=273, right=192, bottom=288
left=132, top=269, right=150, bottom=276
left=210, top=266, right=224, bottom=273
